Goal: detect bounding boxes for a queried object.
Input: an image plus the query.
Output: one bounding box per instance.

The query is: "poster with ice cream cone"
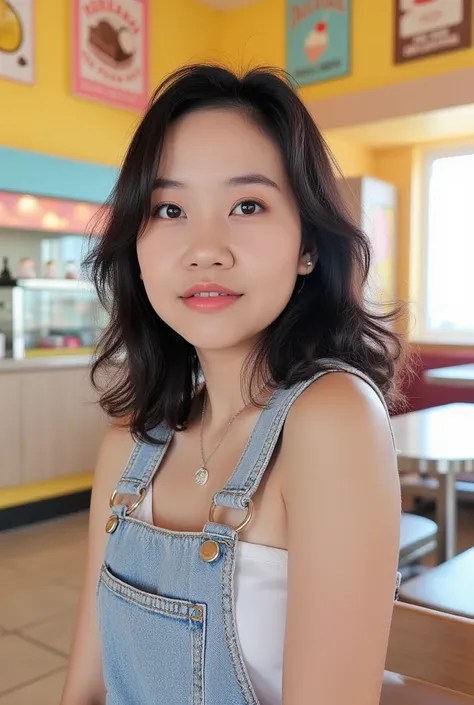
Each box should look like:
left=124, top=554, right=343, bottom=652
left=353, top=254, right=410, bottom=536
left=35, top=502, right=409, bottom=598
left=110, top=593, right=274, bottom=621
left=0, top=0, right=34, bottom=84
left=286, top=0, right=351, bottom=86
left=72, top=0, right=149, bottom=112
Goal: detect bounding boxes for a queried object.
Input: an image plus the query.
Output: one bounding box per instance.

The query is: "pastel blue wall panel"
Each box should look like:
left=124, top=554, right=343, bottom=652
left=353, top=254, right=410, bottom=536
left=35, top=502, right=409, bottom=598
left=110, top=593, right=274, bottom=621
left=0, top=148, right=118, bottom=203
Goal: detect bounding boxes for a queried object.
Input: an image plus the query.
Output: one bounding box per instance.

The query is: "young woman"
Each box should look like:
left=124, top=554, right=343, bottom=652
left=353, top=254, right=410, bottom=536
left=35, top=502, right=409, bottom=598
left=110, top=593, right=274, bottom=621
left=61, top=64, right=403, bottom=705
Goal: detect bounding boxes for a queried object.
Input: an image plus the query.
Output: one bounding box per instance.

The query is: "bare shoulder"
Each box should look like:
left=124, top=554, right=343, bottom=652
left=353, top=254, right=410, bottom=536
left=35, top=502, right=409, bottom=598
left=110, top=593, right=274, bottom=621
left=88, top=422, right=135, bottom=537
left=97, top=422, right=135, bottom=467
left=280, top=370, right=398, bottom=499
left=292, top=370, right=389, bottom=418
left=94, top=422, right=136, bottom=496
left=285, top=371, right=393, bottom=451
left=86, top=421, right=135, bottom=539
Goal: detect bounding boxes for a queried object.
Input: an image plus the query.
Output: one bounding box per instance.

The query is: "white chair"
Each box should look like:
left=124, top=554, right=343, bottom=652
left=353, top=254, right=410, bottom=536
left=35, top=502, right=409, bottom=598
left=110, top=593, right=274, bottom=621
left=399, top=513, right=437, bottom=569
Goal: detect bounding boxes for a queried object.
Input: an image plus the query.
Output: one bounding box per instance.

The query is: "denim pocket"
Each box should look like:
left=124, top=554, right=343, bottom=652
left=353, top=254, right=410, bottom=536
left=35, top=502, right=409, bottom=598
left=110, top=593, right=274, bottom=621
left=97, top=564, right=206, bottom=705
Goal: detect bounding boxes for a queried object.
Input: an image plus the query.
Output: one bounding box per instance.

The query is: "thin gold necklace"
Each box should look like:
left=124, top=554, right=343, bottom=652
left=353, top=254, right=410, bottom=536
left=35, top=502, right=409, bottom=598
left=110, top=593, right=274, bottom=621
left=195, top=390, right=260, bottom=487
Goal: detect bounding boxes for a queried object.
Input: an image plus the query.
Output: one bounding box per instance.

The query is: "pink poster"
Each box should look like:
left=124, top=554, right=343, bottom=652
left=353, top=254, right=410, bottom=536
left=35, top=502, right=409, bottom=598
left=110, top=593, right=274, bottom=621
left=72, top=0, right=149, bottom=112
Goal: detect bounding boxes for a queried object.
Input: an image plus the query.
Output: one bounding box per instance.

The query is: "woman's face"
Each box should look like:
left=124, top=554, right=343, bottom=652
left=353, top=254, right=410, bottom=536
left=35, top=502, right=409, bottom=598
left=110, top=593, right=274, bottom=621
left=137, top=108, right=310, bottom=352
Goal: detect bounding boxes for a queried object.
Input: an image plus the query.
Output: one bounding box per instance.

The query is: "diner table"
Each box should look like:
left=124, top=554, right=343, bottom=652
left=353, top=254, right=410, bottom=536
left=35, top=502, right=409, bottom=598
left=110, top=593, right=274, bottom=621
left=391, top=403, right=474, bottom=564
left=424, top=364, right=474, bottom=388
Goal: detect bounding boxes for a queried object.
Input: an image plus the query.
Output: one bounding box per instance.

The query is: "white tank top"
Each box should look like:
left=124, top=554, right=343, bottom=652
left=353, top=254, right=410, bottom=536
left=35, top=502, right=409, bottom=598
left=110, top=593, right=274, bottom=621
left=134, top=487, right=288, bottom=705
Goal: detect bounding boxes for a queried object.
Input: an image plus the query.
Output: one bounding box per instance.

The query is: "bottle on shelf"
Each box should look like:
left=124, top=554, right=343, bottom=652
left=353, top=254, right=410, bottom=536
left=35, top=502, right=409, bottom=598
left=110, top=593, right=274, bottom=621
left=0, top=257, right=13, bottom=284
left=44, top=260, right=58, bottom=278
left=65, top=260, right=78, bottom=280
left=18, top=257, right=36, bottom=278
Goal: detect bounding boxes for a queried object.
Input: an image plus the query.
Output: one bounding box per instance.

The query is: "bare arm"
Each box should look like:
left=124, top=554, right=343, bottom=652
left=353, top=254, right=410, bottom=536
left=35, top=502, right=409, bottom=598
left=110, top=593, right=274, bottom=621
left=60, top=425, right=134, bottom=705
left=282, top=374, right=401, bottom=705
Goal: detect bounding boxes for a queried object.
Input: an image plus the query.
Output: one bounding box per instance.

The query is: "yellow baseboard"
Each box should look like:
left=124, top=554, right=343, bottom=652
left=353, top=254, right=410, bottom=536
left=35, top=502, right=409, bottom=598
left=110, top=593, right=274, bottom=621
left=25, top=347, right=94, bottom=358
left=0, top=472, right=94, bottom=510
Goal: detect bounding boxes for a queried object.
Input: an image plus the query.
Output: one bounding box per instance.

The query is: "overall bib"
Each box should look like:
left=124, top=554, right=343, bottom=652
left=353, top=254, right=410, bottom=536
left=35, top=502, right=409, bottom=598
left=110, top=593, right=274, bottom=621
left=97, top=362, right=399, bottom=704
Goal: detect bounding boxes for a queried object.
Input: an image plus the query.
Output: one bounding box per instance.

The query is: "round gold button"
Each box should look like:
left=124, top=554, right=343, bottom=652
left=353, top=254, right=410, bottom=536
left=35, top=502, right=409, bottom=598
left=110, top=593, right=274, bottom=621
left=200, top=540, right=220, bottom=563
left=105, top=515, right=119, bottom=534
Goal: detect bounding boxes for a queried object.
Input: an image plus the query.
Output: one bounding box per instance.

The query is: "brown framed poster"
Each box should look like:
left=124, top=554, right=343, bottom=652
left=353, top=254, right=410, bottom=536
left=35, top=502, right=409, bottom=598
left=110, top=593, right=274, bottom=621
left=394, top=0, right=472, bottom=64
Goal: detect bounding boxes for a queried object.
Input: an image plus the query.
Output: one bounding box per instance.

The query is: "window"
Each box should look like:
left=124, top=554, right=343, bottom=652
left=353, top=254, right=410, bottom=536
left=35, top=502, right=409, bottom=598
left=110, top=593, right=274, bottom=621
left=420, top=146, right=474, bottom=343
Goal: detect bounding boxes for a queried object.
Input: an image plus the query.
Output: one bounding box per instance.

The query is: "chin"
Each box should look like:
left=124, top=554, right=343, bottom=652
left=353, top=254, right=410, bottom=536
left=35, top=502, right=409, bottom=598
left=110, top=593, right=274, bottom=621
left=165, top=314, right=264, bottom=354
left=154, top=300, right=288, bottom=353
left=181, top=327, right=258, bottom=353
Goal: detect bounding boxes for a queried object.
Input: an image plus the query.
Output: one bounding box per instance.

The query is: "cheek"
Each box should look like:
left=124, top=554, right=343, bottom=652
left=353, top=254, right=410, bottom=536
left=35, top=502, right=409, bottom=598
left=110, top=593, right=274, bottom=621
left=244, top=227, right=301, bottom=321
left=254, top=222, right=301, bottom=281
left=136, top=237, right=176, bottom=316
left=137, top=233, right=169, bottom=278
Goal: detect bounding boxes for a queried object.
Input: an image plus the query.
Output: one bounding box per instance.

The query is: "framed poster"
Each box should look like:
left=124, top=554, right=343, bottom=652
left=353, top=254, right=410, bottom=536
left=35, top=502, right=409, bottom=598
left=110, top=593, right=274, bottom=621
left=395, top=0, right=472, bottom=64
left=0, top=0, right=34, bottom=84
left=286, top=0, right=351, bottom=86
left=72, top=0, right=149, bottom=112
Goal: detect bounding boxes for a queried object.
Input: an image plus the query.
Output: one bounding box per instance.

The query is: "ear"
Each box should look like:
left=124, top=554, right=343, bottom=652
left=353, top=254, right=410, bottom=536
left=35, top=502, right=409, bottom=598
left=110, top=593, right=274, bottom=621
left=297, top=251, right=318, bottom=276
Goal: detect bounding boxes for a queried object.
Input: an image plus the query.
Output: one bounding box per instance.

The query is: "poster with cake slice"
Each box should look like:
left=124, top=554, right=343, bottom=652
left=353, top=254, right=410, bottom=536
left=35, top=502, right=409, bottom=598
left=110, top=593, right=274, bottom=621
left=72, top=0, right=149, bottom=111
left=286, top=0, right=351, bottom=86
left=0, top=0, right=34, bottom=84
left=395, top=0, right=472, bottom=63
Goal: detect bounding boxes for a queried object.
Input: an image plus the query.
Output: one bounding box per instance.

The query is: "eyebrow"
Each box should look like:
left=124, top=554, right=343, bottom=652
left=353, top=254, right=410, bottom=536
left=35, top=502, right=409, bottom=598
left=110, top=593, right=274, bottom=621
left=153, top=177, right=185, bottom=189
left=226, top=174, right=280, bottom=190
left=152, top=174, right=281, bottom=191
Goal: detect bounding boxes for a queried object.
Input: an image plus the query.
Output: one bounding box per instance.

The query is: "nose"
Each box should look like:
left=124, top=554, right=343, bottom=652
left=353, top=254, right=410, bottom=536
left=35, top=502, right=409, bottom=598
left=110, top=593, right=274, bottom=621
left=182, top=227, right=234, bottom=271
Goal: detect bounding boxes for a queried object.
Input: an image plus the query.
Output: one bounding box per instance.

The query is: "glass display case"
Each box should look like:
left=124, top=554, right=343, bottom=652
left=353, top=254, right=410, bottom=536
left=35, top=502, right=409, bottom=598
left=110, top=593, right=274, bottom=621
left=0, top=278, right=108, bottom=359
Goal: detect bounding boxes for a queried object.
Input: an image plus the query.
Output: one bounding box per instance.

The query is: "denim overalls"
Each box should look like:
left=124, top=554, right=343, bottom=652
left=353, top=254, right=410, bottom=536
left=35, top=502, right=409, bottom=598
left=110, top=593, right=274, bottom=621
left=97, top=361, right=399, bottom=704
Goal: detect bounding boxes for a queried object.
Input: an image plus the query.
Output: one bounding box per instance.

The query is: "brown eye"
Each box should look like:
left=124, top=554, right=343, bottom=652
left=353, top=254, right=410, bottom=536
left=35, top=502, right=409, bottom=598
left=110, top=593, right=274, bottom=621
left=155, top=204, right=184, bottom=219
left=232, top=200, right=263, bottom=216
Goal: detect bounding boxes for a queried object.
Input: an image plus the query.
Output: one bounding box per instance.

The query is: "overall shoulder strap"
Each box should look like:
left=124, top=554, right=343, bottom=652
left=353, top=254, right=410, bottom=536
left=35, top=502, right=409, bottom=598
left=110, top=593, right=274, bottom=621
left=114, top=423, right=173, bottom=496
left=213, top=360, right=394, bottom=511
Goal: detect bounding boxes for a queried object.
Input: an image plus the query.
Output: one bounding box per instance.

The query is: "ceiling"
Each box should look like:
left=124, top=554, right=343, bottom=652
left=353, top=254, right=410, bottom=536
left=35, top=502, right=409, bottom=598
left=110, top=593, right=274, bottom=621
left=198, top=0, right=257, bottom=9
left=325, top=103, right=474, bottom=149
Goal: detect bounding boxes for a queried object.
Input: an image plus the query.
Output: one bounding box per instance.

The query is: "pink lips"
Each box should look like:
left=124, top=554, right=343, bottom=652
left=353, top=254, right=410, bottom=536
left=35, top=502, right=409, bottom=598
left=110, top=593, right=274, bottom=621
left=181, top=283, right=242, bottom=313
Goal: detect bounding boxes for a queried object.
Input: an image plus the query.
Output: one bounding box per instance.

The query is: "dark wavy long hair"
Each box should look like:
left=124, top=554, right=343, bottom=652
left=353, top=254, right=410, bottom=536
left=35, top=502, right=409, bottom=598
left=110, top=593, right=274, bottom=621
left=86, top=64, right=406, bottom=443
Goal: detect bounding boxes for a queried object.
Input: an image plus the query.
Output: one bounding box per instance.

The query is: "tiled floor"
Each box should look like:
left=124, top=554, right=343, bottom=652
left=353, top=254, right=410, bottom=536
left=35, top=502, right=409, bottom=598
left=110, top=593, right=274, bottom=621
left=0, top=512, right=87, bottom=704
left=0, top=505, right=473, bottom=703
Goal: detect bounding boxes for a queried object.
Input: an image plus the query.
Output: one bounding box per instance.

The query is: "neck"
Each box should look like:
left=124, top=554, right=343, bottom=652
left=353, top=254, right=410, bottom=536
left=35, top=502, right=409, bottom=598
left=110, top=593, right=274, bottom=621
left=196, top=345, right=269, bottom=429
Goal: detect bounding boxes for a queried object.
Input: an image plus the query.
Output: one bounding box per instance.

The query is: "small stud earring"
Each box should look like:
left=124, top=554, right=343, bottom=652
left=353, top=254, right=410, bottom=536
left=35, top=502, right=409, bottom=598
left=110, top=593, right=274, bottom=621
left=306, top=260, right=312, bottom=268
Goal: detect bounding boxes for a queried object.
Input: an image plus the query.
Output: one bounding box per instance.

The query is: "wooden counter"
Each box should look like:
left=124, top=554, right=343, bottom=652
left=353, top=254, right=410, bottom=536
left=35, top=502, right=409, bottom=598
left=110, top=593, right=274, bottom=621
left=0, top=358, right=107, bottom=493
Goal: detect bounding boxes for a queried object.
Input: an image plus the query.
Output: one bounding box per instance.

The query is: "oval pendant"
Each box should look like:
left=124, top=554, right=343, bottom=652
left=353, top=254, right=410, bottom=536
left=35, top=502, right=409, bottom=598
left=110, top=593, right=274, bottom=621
left=195, top=467, right=209, bottom=486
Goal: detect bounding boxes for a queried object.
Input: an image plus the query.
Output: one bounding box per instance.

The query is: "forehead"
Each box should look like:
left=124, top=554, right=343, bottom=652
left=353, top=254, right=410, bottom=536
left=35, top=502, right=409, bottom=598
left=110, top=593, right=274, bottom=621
left=158, top=108, right=287, bottom=179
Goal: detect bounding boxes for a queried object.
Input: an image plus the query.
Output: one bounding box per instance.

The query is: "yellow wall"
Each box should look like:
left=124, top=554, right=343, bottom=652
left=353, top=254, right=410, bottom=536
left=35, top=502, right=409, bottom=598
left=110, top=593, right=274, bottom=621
left=325, top=135, right=374, bottom=178
left=222, top=0, right=474, bottom=104
left=4, top=0, right=474, bottom=166
left=0, top=0, right=221, bottom=165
